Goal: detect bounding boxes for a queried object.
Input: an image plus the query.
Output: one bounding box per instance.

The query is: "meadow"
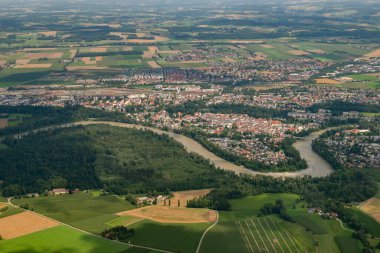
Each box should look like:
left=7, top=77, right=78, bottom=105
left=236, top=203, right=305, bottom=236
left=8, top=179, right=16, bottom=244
left=0, top=225, right=157, bottom=253
left=199, top=193, right=363, bottom=253
left=199, top=193, right=315, bottom=253
left=13, top=193, right=134, bottom=234
left=127, top=220, right=210, bottom=253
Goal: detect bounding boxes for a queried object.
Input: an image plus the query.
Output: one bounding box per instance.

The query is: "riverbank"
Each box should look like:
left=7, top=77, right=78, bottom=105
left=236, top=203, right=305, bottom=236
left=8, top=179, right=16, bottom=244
left=1, top=120, right=334, bottom=178
left=75, top=121, right=334, bottom=178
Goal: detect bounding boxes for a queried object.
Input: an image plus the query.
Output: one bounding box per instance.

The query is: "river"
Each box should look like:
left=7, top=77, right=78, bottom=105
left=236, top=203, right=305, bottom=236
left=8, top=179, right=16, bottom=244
left=2, top=120, right=334, bottom=178
left=76, top=121, right=334, bottom=178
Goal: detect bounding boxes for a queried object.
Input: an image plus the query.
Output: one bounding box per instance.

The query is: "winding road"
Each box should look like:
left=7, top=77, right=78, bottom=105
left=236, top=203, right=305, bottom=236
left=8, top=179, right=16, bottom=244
left=2, top=120, right=334, bottom=178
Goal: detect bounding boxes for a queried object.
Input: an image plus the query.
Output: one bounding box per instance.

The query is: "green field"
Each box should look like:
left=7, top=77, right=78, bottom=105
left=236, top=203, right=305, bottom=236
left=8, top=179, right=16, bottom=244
left=199, top=193, right=365, bottom=253
left=199, top=193, right=315, bottom=253
left=237, top=216, right=312, bottom=253
left=228, top=193, right=299, bottom=218
left=291, top=214, right=327, bottom=234
left=335, top=236, right=362, bottom=253
left=127, top=219, right=210, bottom=253
left=0, top=204, right=24, bottom=218
left=0, top=225, right=157, bottom=253
left=245, top=43, right=294, bottom=60
left=290, top=213, right=354, bottom=253
left=347, top=207, right=380, bottom=237
left=13, top=193, right=134, bottom=234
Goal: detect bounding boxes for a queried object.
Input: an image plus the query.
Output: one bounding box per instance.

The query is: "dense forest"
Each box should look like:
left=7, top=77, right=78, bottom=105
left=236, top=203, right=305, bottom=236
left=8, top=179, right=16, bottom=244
left=0, top=124, right=240, bottom=196
left=0, top=105, right=133, bottom=137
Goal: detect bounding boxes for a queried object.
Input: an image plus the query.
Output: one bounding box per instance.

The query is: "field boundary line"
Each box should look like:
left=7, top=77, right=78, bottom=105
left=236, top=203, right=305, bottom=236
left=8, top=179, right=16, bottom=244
left=285, top=231, right=301, bottom=253
left=269, top=217, right=300, bottom=253
left=257, top=218, right=278, bottom=253
left=8, top=198, right=175, bottom=253
left=195, top=211, right=219, bottom=253
left=125, top=218, right=144, bottom=227
left=238, top=221, right=255, bottom=253
left=250, top=219, right=269, bottom=253
left=245, top=219, right=262, bottom=253
left=263, top=217, right=285, bottom=253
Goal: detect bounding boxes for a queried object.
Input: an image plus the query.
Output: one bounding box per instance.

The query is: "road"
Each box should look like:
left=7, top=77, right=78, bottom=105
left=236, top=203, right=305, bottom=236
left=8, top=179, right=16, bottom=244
left=3, top=197, right=174, bottom=253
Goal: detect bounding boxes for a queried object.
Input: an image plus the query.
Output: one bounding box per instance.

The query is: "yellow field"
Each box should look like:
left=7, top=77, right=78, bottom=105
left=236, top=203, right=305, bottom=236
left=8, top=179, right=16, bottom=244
left=364, top=48, right=380, bottom=58
left=315, top=78, right=342, bottom=85
left=117, top=205, right=216, bottom=223
left=359, top=198, right=380, bottom=222
left=148, top=61, right=161, bottom=69
left=14, top=63, right=52, bottom=69
left=0, top=211, right=59, bottom=239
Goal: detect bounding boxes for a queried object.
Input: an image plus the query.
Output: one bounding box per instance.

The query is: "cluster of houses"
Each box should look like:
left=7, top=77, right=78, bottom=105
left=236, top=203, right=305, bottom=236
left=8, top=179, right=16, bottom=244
left=320, top=129, right=380, bottom=168
left=308, top=208, right=339, bottom=220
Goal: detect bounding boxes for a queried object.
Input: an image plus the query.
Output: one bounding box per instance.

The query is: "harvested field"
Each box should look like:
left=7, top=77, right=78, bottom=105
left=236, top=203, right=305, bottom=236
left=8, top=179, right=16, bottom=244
left=148, top=61, right=161, bottom=69
left=14, top=63, right=52, bottom=69
left=261, top=44, right=274, bottom=48
left=38, top=31, right=57, bottom=37
left=223, top=57, right=237, bottom=63
left=148, top=46, right=159, bottom=53
left=69, top=49, right=78, bottom=58
left=81, top=56, right=102, bottom=65
left=0, top=211, right=59, bottom=239
left=315, top=78, right=342, bottom=85
left=143, top=51, right=156, bottom=59
left=0, top=118, right=8, bottom=128
left=122, top=46, right=133, bottom=51
left=117, top=206, right=217, bottom=223
left=359, top=198, right=380, bottom=222
left=0, top=60, right=7, bottom=66
left=90, top=47, right=108, bottom=53
left=364, top=49, right=380, bottom=58
left=168, top=189, right=212, bottom=208
left=15, top=59, right=31, bottom=65
left=288, top=50, right=310, bottom=56
left=309, top=49, right=326, bottom=54
left=227, top=45, right=240, bottom=50
left=27, top=52, right=63, bottom=59
left=249, top=52, right=267, bottom=61
left=159, top=50, right=181, bottom=54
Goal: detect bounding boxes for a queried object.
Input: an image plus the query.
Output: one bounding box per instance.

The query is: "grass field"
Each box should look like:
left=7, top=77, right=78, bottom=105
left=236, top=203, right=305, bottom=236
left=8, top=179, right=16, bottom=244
left=237, top=216, right=311, bottom=253
left=199, top=193, right=315, bottom=253
left=228, top=193, right=299, bottom=218
left=245, top=44, right=294, bottom=60
left=291, top=215, right=327, bottom=234
left=347, top=207, right=380, bottom=237
left=335, top=236, right=362, bottom=253
left=0, top=225, right=155, bottom=253
left=126, top=219, right=210, bottom=253
left=0, top=204, right=24, bottom=219
left=199, top=193, right=365, bottom=253
left=13, top=193, right=135, bottom=234
left=290, top=212, right=354, bottom=253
